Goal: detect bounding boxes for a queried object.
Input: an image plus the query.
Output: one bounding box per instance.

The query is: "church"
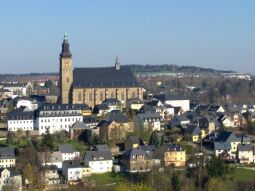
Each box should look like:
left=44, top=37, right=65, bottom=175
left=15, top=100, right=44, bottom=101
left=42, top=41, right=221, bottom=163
left=59, top=34, right=143, bottom=108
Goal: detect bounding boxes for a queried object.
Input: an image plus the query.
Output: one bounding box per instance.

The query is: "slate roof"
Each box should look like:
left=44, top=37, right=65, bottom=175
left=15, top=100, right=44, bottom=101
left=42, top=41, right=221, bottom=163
left=185, top=125, right=201, bottom=135
left=139, top=105, right=156, bottom=113
left=59, top=144, right=78, bottom=153
left=126, top=136, right=144, bottom=146
left=0, top=147, right=15, bottom=159
left=63, top=160, right=83, bottom=169
left=71, top=122, right=89, bottom=129
left=93, top=144, right=111, bottom=152
left=97, top=120, right=113, bottom=129
left=105, top=110, right=128, bottom=123
left=7, top=111, right=34, bottom=120
left=121, top=147, right=149, bottom=161
left=38, top=104, right=89, bottom=111
left=73, top=66, right=139, bottom=88
left=215, top=131, right=239, bottom=142
left=0, top=168, right=21, bottom=176
left=214, top=142, right=231, bottom=150
left=136, top=112, right=161, bottom=121
left=84, top=151, right=112, bottom=162
left=237, top=144, right=253, bottom=151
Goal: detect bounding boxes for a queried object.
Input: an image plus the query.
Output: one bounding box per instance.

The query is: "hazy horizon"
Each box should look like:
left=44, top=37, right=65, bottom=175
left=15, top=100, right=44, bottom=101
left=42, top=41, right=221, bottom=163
left=1, top=1, right=254, bottom=74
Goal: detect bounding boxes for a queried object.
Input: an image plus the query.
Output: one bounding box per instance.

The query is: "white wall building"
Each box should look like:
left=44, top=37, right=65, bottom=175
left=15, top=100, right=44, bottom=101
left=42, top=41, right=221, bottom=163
left=84, top=151, right=113, bottom=174
left=59, top=144, right=80, bottom=161
left=7, top=111, right=34, bottom=132
left=35, top=104, right=85, bottom=135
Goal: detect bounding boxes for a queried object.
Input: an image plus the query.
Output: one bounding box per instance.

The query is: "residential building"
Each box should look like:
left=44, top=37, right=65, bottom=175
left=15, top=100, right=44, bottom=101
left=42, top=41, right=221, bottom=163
left=136, top=112, right=161, bottom=131
left=121, top=147, right=153, bottom=173
left=62, top=160, right=91, bottom=182
left=59, top=144, right=80, bottom=161
left=7, top=111, right=34, bottom=132
left=162, top=143, right=186, bottom=167
left=35, top=104, right=85, bottom=135
left=237, top=144, right=254, bottom=164
left=0, top=168, right=22, bottom=191
left=155, top=94, right=190, bottom=112
left=0, top=147, right=16, bottom=168
left=41, top=166, right=62, bottom=185
left=84, top=150, right=113, bottom=174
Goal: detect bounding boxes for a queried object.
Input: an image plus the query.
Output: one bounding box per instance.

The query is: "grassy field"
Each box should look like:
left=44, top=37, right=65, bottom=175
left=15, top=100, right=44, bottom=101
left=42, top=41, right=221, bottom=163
left=90, top=172, right=120, bottom=185
left=230, top=167, right=255, bottom=181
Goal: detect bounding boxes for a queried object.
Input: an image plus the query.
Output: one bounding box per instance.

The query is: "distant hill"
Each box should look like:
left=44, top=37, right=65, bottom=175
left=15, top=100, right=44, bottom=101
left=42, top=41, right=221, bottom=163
left=0, top=65, right=235, bottom=82
left=127, top=64, right=234, bottom=74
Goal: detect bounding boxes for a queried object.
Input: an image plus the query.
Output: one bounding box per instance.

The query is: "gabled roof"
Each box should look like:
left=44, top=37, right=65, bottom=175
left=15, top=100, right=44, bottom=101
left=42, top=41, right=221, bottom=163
left=136, top=112, right=161, bottom=121
left=237, top=144, right=253, bottom=151
left=38, top=151, right=63, bottom=163
left=63, top=160, right=83, bottom=169
left=214, top=142, right=231, bottom=150
left=0, top=147, right=15, bottom=159
left=71, top=122, right=89, bottom=129
left=97, top=120, right=113, bottom=129
left=84, top=150, right=112, bottom=162
left=93, top=144, right=111, bottom=152
left=139, top=104, right=156, bottom=113
left=185, top=125, right=201, bottom=135
left=59, top=144, right=78, bottom=154
left=7, top=111, right=34, bottom=120
left=121, top=147, right=149, bottom=161
left=215, top=131, right=239, bottom=142
left=105, top=110, right=128, bottom=123
left=126, top=136, right=144, bottom=146
left=73, top=66, right=139, bottom=88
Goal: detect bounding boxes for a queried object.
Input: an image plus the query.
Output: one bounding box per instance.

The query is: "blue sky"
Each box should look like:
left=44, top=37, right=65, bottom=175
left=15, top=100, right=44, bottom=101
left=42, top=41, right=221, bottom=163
left=0, top=0, right=254, bottom=73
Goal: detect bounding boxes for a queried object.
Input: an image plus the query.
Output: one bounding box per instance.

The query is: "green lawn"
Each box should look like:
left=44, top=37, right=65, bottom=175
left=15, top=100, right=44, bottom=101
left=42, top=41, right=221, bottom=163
left=229, top=167, right=255, bottom=181
left=90, top=172, right=120, bottom=185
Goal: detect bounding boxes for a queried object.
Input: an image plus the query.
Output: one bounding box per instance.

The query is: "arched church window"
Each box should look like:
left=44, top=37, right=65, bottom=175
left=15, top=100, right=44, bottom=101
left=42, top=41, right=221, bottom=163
left=78, top=92, right=81, bottom=102
left=100, top=92, right=104, bottom=101
left=111, top=92, right=115, bottom=98
left=67, top=77, right=69, bottom=83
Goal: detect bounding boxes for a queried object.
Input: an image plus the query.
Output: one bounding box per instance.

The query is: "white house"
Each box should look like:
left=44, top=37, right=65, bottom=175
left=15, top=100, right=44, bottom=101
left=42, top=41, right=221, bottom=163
left=0, top=168, right=22, bottom=191
left=84, top=150, right=113, bottom=174
left=59, top=144, right=80, bottom=161
left=0, top=147, right=16, bottom=168
left=37, top=151, right=63, bottom=169
left=237, top=144, right=254, bottom=164
left=155, top=94, right=190, bottom=112
left=136, top=112, right=161, bottom=131
left=62, top=161, right=84, bottom=182
left=7, top=111, right=34, bottom=132
left=35, top=104, right=85, bottom=135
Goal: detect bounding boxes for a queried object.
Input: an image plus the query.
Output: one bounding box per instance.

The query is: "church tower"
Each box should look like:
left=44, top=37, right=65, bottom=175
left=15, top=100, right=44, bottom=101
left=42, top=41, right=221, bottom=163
left=59, top=33, right=73, bottom=104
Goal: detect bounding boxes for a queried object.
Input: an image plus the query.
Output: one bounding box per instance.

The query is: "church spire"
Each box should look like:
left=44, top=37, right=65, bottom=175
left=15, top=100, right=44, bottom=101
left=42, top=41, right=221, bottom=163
left=60, top=33, right=72, bottom=58
left=115, top=56, right=120, bottom=70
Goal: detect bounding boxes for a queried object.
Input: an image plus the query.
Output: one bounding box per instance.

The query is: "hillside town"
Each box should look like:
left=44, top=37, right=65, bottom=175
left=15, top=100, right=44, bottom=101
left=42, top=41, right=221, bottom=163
left=0, top=35, right=254, bottom=191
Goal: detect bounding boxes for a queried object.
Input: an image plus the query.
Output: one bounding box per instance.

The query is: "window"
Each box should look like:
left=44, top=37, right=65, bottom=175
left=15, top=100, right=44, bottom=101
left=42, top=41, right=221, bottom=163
left=78, top=92, right=82, bottom=102
left=100, top=92, right=104, bottom=101
left=121, top=92, right=125, bottom=100
left=89, top=93, right=93, bottom=101
left=111, top=92, right=114, bottom=98
left=132, top=92, right=136, bottom=98
left=67, top=77, right=69, bottom=83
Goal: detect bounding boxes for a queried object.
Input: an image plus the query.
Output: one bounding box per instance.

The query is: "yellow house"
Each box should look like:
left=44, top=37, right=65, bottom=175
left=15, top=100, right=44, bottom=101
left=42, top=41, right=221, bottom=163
left=162, top=144, right=186, bottom=167
left=82, top=167, right=92, bottom=177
